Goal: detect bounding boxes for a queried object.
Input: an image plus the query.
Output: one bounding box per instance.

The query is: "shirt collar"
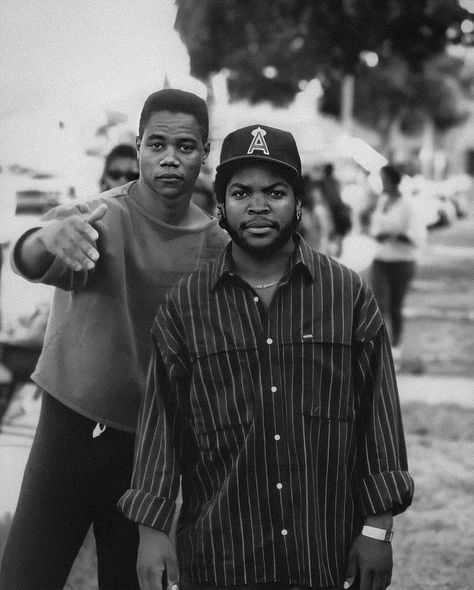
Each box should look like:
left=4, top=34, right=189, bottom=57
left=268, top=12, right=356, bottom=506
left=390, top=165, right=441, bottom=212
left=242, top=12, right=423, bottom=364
left=211, top=233, right=315, bottom=292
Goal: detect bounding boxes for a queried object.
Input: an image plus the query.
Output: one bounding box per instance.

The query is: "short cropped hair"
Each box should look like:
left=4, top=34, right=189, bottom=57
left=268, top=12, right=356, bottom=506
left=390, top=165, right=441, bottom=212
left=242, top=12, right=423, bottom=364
left=381, top=164, right=401, bottom=186
left=104, top=144, right=137, bottom=172
left=138, top=89, right=209, bottom=142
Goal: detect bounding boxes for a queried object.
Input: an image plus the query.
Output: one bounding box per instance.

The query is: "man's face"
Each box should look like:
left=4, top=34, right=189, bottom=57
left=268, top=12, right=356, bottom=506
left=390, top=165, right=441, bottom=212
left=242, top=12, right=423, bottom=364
left=136, top=110, right=209, bottom=204
left=222, top=163, right=299, bottom=258
left=104, top=157, right=139, bottom=190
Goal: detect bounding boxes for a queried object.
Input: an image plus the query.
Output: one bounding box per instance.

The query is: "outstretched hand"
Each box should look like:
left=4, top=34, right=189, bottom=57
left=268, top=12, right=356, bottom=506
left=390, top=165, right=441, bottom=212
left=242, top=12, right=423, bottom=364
left=344, top=535, right=392, bottom=590
left=38, top=203, right=107, bottom=271
left=137, top=526, right=179, bottom=590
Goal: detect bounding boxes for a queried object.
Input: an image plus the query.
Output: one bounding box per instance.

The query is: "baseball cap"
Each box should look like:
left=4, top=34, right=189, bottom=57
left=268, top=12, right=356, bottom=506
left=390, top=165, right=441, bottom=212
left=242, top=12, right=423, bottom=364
left=214, top=124, right=302, bottom=202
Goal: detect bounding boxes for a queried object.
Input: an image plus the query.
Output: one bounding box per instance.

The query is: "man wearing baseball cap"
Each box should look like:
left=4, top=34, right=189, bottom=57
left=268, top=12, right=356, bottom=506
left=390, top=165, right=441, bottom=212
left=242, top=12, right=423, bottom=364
left=120, top=124, right=413, bottom=590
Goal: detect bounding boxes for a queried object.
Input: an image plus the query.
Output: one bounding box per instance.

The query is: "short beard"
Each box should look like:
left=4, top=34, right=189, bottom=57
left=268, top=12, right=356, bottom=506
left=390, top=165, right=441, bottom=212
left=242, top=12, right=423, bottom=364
left=221, top=210, right=300, bottom=259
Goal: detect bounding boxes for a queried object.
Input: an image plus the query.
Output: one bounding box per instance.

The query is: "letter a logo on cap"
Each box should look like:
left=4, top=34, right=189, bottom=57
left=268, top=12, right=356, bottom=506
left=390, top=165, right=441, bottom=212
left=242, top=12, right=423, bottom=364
left=247, top=127, right=269, bottom=155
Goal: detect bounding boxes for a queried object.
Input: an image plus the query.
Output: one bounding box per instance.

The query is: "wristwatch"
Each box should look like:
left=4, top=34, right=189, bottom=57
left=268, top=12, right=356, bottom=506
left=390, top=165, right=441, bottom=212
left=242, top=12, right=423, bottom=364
left=361, top=525, right=393, bottom=542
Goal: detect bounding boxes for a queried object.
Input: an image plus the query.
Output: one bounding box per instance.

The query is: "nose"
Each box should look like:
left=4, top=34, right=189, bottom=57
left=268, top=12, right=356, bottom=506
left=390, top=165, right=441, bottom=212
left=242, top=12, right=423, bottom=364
left=159, top=146, right=179, bottom=166
left=248, top=192, right=270, bottom=213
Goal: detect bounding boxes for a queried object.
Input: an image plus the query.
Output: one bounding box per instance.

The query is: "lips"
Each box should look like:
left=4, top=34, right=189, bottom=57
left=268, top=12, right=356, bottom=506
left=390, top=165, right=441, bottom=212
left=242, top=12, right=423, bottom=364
left=242, top=219, right=276, bottom=229
left=157, top=173, right=183, bottom=180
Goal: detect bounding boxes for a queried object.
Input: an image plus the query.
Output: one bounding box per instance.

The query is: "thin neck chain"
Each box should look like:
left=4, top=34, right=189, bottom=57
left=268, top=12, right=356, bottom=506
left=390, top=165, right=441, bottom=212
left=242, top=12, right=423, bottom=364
left=252, top=280, right=279, bottom=289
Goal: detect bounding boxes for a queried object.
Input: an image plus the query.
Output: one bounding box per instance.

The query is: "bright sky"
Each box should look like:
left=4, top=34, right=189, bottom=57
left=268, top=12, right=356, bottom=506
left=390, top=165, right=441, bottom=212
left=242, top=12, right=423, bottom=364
left=0, top=0, right=380, bottom=210
left=0, top=0, right=206, bottom=189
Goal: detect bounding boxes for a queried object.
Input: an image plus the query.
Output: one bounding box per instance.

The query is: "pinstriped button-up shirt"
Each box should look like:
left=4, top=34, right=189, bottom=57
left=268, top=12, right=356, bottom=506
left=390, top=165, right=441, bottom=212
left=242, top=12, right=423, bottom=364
left=119, top=235, right=414, bottom=589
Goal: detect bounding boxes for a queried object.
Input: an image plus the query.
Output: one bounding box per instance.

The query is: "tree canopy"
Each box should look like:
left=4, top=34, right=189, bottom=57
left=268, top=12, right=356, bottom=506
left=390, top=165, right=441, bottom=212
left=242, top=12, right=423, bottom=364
left=175, top=0, right=470, bottom=107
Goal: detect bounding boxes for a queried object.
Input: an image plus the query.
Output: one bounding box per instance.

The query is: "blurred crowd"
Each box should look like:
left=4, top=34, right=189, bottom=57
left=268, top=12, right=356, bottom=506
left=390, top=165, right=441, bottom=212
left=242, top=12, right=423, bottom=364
left=1, top=142, right=472, bottom=417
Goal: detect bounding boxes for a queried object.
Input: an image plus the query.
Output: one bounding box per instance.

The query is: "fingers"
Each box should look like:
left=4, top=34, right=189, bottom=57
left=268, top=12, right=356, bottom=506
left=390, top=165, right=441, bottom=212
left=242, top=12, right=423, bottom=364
left=75, top=202, right=91, bottom=215
left=49, top=221, right=99, bottom=271
left=39, top=206, right=106, bottom=271
left=87, top=202, right=108, bottom=224
left=344, top=548, right=357, bottom=589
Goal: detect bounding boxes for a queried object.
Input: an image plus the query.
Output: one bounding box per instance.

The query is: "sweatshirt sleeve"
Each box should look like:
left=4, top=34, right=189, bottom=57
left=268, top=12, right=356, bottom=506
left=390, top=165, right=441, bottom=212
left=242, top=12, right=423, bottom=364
left=119, top=297, right=191, bottom=532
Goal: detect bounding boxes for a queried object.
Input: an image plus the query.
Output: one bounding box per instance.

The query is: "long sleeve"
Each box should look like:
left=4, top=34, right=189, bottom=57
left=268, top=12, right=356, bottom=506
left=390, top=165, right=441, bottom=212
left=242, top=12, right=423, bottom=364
left=119, top=301, right=191, bottom=532
left=353, top=323, right=414, bottom=516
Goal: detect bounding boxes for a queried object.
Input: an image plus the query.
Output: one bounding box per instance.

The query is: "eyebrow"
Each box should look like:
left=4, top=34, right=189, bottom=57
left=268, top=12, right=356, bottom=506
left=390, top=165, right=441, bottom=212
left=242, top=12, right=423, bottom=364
left=146, top=132, right=198, bottom=142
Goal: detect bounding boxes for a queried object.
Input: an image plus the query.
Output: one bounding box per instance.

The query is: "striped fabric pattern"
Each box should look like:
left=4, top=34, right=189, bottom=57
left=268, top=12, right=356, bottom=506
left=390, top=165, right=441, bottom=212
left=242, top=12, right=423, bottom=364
left=119, top=235, right=414, bottom=588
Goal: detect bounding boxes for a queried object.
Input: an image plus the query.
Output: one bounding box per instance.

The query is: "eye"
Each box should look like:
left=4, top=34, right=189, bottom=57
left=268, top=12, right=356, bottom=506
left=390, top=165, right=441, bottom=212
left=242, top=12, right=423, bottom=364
left=150, top=142, right=164, bottom=151
left=179, top=143, right=195, bottom=153
left=230, top=189, right=248, bottom=199
left=268, top=189, right=286, bottom=198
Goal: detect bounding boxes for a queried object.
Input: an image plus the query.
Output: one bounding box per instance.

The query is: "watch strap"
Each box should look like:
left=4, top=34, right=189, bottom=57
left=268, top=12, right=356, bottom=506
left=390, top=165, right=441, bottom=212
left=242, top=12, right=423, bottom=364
left=361, top=525, right=393, bottom=542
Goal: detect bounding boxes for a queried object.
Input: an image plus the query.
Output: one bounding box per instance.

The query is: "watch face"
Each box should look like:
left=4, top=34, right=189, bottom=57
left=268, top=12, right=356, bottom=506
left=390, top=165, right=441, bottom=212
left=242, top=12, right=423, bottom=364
left=385, top=531, right=394, bottom=542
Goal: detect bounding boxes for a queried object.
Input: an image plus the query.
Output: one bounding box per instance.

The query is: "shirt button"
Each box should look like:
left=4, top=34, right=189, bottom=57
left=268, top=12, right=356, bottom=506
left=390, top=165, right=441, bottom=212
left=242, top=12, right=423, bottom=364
left=276, top=483, right=283, bottom=490
left=266, top=338, right=273, bottom=344
left=281, top=529, right=288, bottom=536
left=253, top=296, right=259, bottom=303
left=274, top=434, right=280, bottom=441
left=271, top=386, right=277, bottom=393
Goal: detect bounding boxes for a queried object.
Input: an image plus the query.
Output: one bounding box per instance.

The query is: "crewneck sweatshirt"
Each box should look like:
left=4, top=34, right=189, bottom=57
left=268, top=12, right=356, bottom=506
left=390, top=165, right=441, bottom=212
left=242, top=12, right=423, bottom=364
left=12, top=182, right=228, bottom=431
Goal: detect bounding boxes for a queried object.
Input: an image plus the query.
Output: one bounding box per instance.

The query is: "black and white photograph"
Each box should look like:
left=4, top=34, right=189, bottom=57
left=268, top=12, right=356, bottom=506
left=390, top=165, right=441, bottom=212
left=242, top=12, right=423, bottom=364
left=1, top=2, right=473, bottom=589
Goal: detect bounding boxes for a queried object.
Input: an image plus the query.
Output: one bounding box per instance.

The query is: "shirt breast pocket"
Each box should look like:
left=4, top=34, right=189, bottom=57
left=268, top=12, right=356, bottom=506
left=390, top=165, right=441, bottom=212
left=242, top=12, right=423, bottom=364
left=288, top=336, right=355, bottom=422
left=190, top=337, right=257, bottom=435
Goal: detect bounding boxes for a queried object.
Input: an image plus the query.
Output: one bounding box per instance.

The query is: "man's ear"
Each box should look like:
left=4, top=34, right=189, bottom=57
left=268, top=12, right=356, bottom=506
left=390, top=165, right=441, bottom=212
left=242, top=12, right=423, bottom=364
left=135, top=136, right=142, bottom=156
left=202, top=142, right=210, bottom=164
left=216, top=203, right=228, bottom=229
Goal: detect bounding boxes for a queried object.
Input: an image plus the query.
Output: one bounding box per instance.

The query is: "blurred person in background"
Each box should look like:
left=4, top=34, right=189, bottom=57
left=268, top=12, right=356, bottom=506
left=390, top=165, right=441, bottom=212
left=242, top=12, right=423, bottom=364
left=368, top=164, right=426, bottom=366
left=302, top=163, right=352, bottom=257
left=191, top=170, right=217, bottom=216
left=99, top=143, right=139, bottom=192
left=316, top=163, right=352, bottom=257
left=0, top=89, right=228, bottom=590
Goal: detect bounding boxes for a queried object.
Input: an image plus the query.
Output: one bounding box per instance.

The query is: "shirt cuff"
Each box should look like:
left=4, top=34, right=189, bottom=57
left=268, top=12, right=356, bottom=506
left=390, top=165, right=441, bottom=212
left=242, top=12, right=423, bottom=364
left=11, top=227, right=44, bottom=280
left=118, top=489, right=177, bottom=534
left=357, top=470, right=414, bottom=517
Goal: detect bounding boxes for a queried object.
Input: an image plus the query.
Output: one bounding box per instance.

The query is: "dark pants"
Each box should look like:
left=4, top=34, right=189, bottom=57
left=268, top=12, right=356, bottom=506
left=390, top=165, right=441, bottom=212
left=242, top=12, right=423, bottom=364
left=371, top=259, right=415, bottom=347
left=0, top=392, right=139, bottom=590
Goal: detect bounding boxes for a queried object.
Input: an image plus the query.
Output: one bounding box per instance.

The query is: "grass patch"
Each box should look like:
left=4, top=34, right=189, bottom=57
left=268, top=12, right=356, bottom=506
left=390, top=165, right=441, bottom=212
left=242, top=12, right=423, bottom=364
left=390, top=403, right=474, bottom=590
